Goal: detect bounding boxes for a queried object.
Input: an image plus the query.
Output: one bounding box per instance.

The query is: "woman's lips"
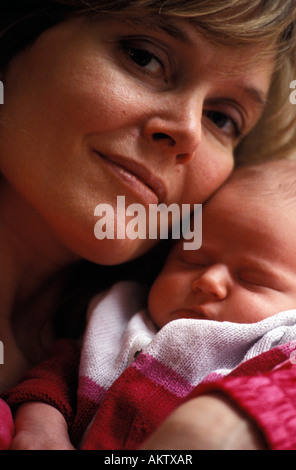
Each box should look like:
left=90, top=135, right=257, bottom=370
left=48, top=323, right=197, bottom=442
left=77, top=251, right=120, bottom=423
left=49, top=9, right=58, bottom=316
left=95, top=152, right=167, bottom=205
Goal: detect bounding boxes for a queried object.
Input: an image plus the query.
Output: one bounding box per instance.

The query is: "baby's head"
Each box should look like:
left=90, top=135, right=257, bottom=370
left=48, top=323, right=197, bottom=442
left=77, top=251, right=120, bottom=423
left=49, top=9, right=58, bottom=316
left=148, top=159, right=296, bottom=328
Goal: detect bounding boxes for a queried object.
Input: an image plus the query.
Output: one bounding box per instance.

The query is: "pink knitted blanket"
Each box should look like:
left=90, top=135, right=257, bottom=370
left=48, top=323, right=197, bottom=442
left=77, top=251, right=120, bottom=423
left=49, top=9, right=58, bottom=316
left=73, top=282, right=296, bottom=449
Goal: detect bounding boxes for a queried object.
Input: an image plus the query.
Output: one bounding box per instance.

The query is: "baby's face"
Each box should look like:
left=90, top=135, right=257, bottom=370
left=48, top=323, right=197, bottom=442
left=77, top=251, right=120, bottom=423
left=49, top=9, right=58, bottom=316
left=148, top=181, right=296, bottom=328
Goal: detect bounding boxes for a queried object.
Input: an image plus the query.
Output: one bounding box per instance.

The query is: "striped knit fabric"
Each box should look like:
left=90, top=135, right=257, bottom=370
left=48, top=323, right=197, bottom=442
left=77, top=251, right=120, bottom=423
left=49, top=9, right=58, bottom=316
left=69, top=281, right=296, bottom=450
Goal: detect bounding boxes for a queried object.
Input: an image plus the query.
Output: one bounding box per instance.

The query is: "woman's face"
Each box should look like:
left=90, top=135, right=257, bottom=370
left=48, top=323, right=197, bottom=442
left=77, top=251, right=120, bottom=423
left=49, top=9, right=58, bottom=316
left=0, top=15, right=274, bottom=265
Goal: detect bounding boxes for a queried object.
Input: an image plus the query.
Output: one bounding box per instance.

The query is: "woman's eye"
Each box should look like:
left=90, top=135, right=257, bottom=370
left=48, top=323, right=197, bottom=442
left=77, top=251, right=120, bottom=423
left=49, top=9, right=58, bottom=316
left=204, top=110, right=242, bottom=139
left=121, top=41, right=167, bottom=80
left=128, top=47, right=162, bottom=73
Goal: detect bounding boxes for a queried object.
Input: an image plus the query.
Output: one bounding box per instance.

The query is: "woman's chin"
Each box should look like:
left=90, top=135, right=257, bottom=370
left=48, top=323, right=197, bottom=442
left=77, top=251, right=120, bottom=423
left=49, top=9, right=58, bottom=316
left=71, top=236, right=158, bottom=267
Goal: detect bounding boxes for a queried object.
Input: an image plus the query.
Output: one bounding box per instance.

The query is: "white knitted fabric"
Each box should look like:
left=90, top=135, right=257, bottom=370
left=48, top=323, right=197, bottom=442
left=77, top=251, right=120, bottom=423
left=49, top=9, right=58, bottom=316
left=79, top=281, right=296, bottom=389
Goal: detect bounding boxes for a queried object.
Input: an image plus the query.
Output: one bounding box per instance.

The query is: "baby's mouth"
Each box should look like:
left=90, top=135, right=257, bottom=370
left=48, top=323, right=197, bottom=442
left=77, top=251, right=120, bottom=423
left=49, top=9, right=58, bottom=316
left=172, top=308, right=208, bottom=321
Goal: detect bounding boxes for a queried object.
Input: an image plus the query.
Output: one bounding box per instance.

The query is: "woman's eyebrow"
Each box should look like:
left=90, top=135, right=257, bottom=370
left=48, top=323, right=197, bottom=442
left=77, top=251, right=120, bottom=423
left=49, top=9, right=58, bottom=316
left=157, top=22, right=192, bottom=45
left=237, top=85, right=267, bottom=111
left=126, top=16, right=192, bottom=45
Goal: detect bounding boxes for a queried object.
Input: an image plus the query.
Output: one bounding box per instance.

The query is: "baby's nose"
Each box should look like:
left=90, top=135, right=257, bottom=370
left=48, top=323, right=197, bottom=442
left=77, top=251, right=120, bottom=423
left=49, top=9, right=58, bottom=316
left=192, top=264, right=230, bottom=300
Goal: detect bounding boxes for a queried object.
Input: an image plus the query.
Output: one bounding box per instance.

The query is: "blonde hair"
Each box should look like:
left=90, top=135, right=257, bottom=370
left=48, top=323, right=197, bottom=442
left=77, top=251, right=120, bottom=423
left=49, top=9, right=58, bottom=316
left=1, top=1, right=296, bottom=164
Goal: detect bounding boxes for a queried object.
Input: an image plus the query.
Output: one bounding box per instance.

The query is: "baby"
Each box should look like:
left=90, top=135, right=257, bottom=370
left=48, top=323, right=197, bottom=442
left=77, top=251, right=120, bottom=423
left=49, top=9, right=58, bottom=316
left=149, top=159, right=296, bottom=326
left=7, top=159, right=296, bottom=450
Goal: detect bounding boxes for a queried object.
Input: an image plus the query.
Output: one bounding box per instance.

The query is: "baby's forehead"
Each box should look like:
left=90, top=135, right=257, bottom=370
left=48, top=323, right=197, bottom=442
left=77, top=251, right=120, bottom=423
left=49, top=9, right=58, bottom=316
left=208, top=161, right=296, bottom=211
left=201, top=170, right=296, bottom=241
left=206, top=181, right=288, bottom=225
left=170, top=161, right=296, bottom=256
left=224, top=160, right=296, bottom=197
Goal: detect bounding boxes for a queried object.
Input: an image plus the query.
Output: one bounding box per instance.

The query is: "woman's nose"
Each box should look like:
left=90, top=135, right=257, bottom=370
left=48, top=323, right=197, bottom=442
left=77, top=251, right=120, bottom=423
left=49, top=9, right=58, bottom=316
left=143, top=95, right=203, bottom=164
left=191, top=264, right=230, bottom=300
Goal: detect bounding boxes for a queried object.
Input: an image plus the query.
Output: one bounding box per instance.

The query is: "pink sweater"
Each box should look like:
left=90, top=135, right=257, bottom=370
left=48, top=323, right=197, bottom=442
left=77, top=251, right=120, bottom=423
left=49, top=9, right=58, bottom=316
left=3, top=282, right=296, bottom=450
left=3, top=339, right=296, bottom=450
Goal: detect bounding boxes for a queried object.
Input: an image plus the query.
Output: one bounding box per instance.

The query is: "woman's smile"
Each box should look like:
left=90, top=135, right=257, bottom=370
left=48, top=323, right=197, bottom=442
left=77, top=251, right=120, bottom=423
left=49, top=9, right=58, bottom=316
left=94, top=151, right=167, bottom=206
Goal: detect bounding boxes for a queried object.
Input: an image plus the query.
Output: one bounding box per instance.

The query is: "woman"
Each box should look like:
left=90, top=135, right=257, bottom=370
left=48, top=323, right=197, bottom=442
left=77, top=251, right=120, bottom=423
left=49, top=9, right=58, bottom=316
left=0, top=0, right=295, bottom=449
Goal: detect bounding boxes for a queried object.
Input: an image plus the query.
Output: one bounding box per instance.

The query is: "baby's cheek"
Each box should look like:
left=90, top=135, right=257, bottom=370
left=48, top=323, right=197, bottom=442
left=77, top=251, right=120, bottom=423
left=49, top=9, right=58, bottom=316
left=148, top=274, right=179, bottom=328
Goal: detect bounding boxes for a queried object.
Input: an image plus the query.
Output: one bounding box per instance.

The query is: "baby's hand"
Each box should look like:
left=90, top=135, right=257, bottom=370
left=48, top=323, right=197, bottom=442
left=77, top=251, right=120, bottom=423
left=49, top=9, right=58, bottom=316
left=10, top=402, right=75, bottom=450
